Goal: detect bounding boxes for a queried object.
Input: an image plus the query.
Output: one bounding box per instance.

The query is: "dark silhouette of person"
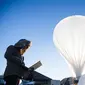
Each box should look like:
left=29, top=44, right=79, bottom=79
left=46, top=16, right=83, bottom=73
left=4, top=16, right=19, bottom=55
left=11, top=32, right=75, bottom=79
left=64, top=78, right=70, bottom=85
left=4, top=39, right=34, bottom=85
left=74, top=79, right=78, bottom=85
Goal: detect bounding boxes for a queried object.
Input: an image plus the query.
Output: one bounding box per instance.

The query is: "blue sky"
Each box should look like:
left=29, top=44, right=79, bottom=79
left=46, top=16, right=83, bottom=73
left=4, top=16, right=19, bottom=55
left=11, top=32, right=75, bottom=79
left=0, top=0, right=85, bottom=80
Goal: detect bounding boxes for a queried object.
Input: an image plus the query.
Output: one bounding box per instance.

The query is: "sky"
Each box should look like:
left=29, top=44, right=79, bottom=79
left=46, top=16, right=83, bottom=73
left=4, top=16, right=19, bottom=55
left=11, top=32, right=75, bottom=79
left=0, top=0, right=85, bottom=80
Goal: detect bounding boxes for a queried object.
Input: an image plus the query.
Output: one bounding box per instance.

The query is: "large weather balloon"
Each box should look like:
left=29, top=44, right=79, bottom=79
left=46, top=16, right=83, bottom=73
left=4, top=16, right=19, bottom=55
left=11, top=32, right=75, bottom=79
left=53, top=15, right=85, bottom=77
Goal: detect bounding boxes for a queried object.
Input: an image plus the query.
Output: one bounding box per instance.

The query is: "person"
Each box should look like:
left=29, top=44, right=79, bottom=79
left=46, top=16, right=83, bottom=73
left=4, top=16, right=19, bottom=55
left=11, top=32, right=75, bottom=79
left=64, top=78, right=70, bottom=85
left=4, top=39, right=34, bottom=85
left=74, top=79, right=78, bottom=85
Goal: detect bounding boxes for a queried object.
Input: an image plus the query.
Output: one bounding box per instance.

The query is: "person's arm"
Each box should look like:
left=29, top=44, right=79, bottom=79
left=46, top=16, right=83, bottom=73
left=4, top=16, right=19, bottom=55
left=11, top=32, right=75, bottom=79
left=4, top=45, right=28, bottom=70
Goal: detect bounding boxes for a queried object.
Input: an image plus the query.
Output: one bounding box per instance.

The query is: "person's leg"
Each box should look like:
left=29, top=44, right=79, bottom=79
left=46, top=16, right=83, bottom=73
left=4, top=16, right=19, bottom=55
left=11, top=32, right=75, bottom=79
left=4, top=75, right=19, bottom=85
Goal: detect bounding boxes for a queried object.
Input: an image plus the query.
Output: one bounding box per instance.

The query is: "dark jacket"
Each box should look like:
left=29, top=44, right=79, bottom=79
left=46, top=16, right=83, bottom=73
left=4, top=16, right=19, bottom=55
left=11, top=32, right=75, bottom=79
left=4, top=45, right=28, bottom=78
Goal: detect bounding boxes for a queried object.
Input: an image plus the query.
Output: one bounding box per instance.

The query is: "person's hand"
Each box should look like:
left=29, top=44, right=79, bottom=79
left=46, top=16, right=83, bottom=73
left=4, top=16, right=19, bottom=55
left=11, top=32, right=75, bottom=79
left=29, top=67, right=34, bottom=72
left=23, top=67, right=34, bottom=80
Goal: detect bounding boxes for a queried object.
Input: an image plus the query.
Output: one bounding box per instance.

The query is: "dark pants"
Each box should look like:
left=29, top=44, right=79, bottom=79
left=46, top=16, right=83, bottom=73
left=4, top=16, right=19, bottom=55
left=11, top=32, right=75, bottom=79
left=4, top=75, right=20, bottom=85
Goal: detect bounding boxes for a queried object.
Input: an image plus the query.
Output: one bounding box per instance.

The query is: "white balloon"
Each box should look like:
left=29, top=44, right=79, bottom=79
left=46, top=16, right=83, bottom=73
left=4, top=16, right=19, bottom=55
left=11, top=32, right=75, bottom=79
left=53, top=15, right=85, bottom=77
left=78, top=74, right=85, bottom=85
